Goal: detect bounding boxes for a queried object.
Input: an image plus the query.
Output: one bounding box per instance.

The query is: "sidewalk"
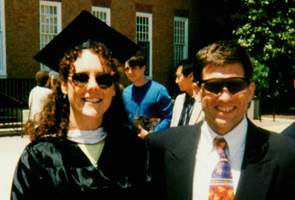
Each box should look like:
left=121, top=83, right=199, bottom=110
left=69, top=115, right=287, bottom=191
left=0, top=135, right=29, bottom=200
left=250, top=115, right=294, bottom=133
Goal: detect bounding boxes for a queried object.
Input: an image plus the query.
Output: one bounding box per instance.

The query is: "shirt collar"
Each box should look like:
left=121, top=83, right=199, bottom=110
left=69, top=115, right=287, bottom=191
left=202, top=116, right=248, bottom=158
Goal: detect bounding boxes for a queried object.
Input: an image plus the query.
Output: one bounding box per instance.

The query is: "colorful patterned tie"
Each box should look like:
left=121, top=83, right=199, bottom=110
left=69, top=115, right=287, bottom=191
left=208, top=137, right=234, bottom=200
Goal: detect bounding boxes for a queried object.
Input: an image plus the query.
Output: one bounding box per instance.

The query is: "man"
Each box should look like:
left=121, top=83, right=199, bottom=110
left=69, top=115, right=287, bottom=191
left=28, top=70, right=52, bottom=121
left=122, top=52, right=173, bottom=139
left=170, top=59, right=203, bottom=127
left=146, top=40, right=295, bottom=200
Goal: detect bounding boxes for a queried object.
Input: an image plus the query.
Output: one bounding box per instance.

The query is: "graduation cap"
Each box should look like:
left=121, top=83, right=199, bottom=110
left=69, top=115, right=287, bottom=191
left=34, top=10, right=139, bottom=71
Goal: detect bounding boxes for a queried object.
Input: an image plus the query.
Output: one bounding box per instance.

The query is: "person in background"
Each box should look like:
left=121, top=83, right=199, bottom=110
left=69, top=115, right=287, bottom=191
left=48, top=70, right=60, bottom=90
left=122, top=52, right=173, bottom=139
left=28, top=70, right=52, bottom=121
left=11, top=10, right=147, bottom=200
left=170, top=59, right=203, bottom=127
left=145, top=40, right=295, bottom=200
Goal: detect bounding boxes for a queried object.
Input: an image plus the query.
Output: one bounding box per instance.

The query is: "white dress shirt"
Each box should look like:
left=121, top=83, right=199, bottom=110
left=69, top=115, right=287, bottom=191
left=192, top=116, right=248, bottom=200
left=28, top=86, right=52, bottom=120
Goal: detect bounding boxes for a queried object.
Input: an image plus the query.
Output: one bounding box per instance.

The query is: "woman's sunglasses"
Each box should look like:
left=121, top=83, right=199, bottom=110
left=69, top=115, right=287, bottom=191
left=199, top=77, right=250, bottom=95
left=71, top=73, right=114, bottom=89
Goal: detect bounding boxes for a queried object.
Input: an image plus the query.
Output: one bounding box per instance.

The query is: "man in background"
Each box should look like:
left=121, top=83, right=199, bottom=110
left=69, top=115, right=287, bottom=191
left=28, top=70, right=52, bottom=121
left=122, top=52, right=173, bottom=139
left=170, top=59, right=203, bottom=127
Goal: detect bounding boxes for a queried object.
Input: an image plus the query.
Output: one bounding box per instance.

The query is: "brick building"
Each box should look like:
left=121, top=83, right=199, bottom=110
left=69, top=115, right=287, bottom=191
left=1, top=0, right=199, bottom=88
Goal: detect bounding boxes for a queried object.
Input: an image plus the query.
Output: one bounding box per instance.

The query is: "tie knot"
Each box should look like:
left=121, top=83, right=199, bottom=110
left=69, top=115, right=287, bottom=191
left=214, top=137, right=227, bottom=149
left=213, top=137, right=229, bottom=158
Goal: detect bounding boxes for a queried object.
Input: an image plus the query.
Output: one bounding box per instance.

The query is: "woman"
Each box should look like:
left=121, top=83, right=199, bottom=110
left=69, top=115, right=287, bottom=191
left=11, top=38, right=147, bottom=200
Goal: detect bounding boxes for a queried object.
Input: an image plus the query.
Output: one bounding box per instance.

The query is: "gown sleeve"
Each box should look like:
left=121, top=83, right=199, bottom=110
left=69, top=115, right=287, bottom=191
left=11, top=144, right=57, bottom=200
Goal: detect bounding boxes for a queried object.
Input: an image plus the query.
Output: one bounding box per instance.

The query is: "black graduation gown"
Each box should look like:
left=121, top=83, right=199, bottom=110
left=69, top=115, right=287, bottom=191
left=11, top=132, right=148, bottom=200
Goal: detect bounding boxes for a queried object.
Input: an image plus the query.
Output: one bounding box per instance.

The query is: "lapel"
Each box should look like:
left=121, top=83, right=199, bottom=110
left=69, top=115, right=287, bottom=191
left=172, top=94, right=185, bottom=126
left=235, top=121, right=275, bottom=200
left=165, top=123, right=202, bottom=200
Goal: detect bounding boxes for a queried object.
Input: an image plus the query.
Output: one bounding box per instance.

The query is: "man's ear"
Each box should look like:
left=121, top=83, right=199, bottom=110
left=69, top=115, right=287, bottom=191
left=248, top=82, right=256, bottom=101
left=188, top=72, right=194, bottom=81
left=60, top=80, right=68, bottom=95
left=141, top=65, right=147, bottom=74
left=192, top=82, right=201, bottom=101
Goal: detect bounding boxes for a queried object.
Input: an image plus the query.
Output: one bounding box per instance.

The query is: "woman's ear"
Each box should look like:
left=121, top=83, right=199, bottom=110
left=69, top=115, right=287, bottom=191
left=60, top=80, right=68, bottom=95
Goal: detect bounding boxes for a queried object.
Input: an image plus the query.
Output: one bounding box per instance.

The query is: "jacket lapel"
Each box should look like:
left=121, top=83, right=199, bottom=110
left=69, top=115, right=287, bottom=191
left=159, top=120, right=275, bottom=200
left=173, top=94, right=185, bottom=126
left=235, top=121, right=275, bottom=200
left=165, top=124, right=202, bottom=200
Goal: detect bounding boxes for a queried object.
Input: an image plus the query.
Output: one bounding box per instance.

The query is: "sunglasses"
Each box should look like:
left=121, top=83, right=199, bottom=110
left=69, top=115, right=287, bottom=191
left=71, top=73, right=114, bottom=89
left=199, top=77, right=250, bottom=95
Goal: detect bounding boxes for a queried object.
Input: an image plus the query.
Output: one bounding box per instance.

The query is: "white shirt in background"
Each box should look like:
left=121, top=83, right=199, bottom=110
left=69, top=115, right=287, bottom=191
left=28, top=86, right=52, bottom=120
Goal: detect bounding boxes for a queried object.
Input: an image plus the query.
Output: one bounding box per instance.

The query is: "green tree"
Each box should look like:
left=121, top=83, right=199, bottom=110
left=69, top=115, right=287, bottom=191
left=251, top=58, right=269, bottom=95
left=233, top=0, right=294, bottom=92
left=232, top=0, right=295, bottom=114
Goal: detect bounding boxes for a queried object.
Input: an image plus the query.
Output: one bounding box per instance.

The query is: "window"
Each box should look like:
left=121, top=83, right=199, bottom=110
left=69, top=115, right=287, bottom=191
left=174, top=16, right=188, bottom=67
left=136, top=12, right=152, bottom=77
left=39, top=1, right=61, bottom=70
left=91, top=6, right=111, bottom=26
left=0, top=0, right=6, bottom=77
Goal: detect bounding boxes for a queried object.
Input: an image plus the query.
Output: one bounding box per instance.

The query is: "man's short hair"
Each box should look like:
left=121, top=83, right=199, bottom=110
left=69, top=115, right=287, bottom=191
left=192, top=40, right=253, bottom=83
left=176, top=59, right=193, bottom=77
left=35, top=70, right=49, bottom=87
left=126, top=52, right=146, bottom=68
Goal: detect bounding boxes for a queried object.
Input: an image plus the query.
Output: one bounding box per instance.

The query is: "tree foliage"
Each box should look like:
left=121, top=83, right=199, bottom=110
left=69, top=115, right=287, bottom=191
left=233, top=0, right=294, bottom=66
left=251, top=58, right=269, bottom=95
left=232, top=0, right=294, bottom=99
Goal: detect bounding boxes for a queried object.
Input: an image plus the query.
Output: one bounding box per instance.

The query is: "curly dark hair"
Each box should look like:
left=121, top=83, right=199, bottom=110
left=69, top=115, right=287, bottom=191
left=26, top=40, right=135, bottom=141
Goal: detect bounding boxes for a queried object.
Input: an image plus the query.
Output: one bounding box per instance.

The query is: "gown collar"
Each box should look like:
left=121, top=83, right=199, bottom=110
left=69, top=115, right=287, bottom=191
left=67, top=127, right=107, bottom=144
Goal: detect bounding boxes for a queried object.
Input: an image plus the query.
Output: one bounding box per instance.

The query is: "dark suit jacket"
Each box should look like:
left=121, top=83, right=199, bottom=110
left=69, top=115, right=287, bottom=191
left=146, top=120, right=295, bottom=200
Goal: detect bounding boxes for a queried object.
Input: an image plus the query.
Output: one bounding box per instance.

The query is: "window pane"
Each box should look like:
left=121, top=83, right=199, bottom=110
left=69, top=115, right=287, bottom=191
left=136, top=13, right=152, bottom=76
left=91, top=7, right=111, bottom=26
left=173, top=17, right=188, bottom=67
left=40, top=1, right=61, bottom=70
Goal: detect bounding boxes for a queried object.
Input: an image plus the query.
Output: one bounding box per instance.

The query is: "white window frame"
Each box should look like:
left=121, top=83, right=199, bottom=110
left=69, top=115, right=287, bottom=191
left=173, top=16, right=188, bottom=67
left=91, top=6, right=111, bottom=26
left=136, top=12, right=152, bottom=77
left=0, top=0, right=6, bottom=77
left=39, top=1, right=62, bottom=70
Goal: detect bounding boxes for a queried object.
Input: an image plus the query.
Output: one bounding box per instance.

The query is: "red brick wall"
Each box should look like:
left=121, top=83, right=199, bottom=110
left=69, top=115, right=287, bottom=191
left=5, top=0, right=39, bottom=78
left=5, top=0, right=193, bottom=93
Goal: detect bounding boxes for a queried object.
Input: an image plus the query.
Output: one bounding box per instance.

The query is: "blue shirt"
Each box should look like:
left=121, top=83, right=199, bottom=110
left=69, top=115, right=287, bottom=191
left=122, top=80, right=173, bottom=132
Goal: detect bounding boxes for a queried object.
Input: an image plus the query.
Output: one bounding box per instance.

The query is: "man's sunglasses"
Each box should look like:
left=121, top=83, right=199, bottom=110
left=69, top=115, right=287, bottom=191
left=71, top=73, right=114, bottom=89
left=199, top=77, right=250, bottom=95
